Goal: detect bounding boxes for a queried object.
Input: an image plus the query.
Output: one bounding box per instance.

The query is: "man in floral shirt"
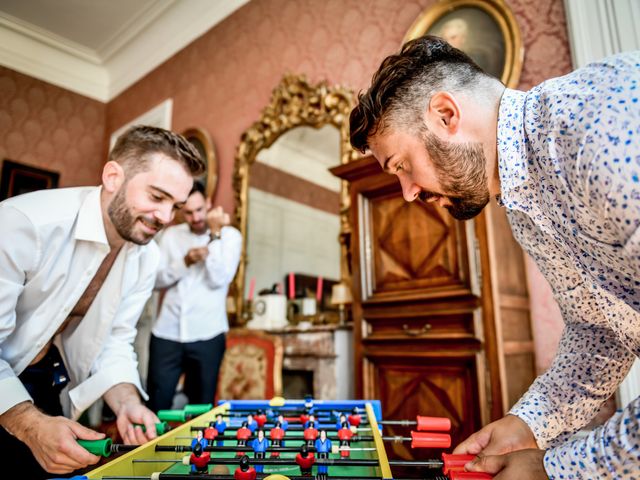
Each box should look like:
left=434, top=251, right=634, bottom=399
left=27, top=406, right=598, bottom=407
left=349, top=35, right=640, bottom=479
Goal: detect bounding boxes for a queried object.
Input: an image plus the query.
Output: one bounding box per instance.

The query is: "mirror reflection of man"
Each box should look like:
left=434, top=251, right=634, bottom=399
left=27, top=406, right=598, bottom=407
left=147, top=181, right=241, bottom=412
left=0, top=126, right=204, bottom=478
left=349, top=35, right=640, bottom=479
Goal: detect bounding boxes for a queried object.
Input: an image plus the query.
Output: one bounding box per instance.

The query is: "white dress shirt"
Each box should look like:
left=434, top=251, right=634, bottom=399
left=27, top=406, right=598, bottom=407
left=0, top=187, right=158, bottom=419
left=153, top=223, right=241, bottom=343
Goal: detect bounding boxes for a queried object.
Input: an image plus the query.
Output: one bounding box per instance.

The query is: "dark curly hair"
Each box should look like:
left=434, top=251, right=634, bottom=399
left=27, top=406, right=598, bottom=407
left=350, top=35, right=496, bottom=153
left=110, top=125, right=205, bottom=177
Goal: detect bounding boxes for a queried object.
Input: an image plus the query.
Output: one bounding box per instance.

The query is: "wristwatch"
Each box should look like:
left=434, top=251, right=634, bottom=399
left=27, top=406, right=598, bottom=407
left=210, top=230, right=222, bottom=241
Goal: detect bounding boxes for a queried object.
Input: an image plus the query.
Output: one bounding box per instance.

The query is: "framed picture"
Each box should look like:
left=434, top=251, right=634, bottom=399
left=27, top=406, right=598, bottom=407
left=182, top=127, right=219, bottom=199
left=403, top=0, right=523, bottom=88
left=0, top=159, right=60, bottom=201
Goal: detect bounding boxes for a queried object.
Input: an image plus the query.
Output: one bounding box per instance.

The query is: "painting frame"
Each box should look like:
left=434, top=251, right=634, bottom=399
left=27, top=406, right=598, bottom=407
left=0, top=159, right=60, bottom=201
left=181, top=127, right=219, bottom=200
left=403, top=0, right=524, bottom=88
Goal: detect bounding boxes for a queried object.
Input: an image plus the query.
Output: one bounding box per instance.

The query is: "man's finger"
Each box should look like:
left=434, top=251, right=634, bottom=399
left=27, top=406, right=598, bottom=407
left=466, top=454, right=507, bottom=474
left=453, top=430, right=490, bottom=455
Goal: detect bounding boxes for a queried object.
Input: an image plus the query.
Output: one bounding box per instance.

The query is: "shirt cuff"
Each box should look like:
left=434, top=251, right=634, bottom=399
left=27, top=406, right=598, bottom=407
left=68, top=361, right=146, bottom=420
left=509, top=392, right=558, bottom=449
left=0, top=376, right=33, bottom=415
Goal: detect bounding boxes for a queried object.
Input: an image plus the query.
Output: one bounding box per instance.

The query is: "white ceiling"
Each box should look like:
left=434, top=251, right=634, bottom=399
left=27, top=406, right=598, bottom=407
left=0, top=0, right=249, bottom=102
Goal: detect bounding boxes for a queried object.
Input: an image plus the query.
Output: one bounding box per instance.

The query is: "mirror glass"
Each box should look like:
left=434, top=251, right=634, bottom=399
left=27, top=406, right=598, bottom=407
left=245, top=124, right=341, bottom=302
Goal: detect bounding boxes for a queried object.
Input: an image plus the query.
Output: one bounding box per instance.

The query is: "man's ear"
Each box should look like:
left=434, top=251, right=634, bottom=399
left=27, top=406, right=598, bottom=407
left=102, top=161, right=125, bottom=193
left=425, top=91, right=461, bottom=136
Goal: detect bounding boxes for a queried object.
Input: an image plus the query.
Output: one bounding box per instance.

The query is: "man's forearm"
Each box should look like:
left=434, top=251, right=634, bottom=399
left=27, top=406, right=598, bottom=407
left=0, top=400, right=43, bottom=440
left=103, top=383, right=142, bottom=414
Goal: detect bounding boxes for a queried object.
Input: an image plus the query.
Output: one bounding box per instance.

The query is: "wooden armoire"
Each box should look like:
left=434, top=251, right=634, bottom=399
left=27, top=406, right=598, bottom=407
left=331, top=156, right=536, bottom=464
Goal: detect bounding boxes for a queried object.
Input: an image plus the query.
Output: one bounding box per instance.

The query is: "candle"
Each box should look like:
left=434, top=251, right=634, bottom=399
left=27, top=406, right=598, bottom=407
left=316, top=276, right=323, bottom=302
left=248, top=277, right=256, bottom=301
left=288, top=272, right=295, bottom=299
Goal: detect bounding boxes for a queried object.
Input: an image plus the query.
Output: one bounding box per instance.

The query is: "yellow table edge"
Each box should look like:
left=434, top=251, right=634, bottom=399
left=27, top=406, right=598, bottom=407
left=85, top=402, right=231, bottom=478
left=365, top=402, right=392, bottom=478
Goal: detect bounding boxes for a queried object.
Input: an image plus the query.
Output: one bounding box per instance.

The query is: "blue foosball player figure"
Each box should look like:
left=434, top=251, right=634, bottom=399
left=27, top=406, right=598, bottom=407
left=234, top=455, right=257, bottom=480
left=314, top=429, right=332, bottom=479
left=246, top=413, right=258, bottom=433
left=191, top=429, right=209, bottom=450
left=295, top=444, right=315, bottom=477
left=303, top=413, right=316, bottom=429
left=250, top=429, right=270, bottom=473
left=335, top=412, right=350, bottom=431
left=190, top=442, right=211, bottom=474
left=213, top=413, right=227, bottom=446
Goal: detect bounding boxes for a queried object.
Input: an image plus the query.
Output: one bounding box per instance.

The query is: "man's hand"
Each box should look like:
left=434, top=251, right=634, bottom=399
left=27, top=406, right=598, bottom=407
left=465, top=448, right=548, bottom=479
left=453, top=414, right=538, bottom=455
left=206, top=206, right=230, bottom=235
left=184, top=246, right=209, bottom=267
left=104, top=383, right=160, bottom=445
left=0, top=402, right=103, bottom=474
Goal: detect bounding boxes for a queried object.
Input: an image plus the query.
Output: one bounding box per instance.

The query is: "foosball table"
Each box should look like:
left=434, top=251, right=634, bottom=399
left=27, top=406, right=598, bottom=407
left=60, top=399, right=490, bottom=480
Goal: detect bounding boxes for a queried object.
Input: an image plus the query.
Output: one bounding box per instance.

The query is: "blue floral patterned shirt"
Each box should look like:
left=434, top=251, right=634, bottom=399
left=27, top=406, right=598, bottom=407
left=497, top=52, right=640, bottom=479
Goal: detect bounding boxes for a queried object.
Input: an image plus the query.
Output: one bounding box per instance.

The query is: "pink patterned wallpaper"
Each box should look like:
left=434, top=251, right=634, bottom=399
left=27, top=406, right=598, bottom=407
left=0, top=66, right=106, bottom=187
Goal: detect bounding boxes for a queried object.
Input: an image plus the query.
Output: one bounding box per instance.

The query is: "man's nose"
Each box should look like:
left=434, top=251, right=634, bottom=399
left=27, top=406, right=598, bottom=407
left=399, top=175, right=421, bottom=202
left=154, top=204, right=173, bottom=225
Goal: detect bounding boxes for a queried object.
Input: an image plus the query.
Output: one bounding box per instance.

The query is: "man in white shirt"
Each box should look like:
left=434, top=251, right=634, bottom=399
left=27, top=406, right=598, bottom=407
left=147, top=181, right=241, bottom=411
left=0, top=125, right=204, bottom=478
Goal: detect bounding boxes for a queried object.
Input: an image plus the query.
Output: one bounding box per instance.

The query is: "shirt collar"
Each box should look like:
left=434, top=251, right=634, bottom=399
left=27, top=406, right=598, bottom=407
left=75, top=186, right=109, bottom=246
left=496, top=88, right=530, bottom=206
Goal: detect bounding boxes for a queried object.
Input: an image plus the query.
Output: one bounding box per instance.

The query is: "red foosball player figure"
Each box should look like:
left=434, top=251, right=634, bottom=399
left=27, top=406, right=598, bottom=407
left=295, top=443, right=316, bottom=477
left=269, top=420, right=285, bottom=458
left=203, top=422, right=219, bottom=443
left=348, top=407, right=362, bottom=428
left=337, top=421, right=354, bottom=457
left=299, top=408, right=312, bottom=425
left=303, top=420, right=319, bottom=447
left=254, top=409, right=268, bottom=428
left=236, top=421, right=252, bottom=457
left=234, top=455, right=257, bottom=480
left=190, top=442, right=211, bottom=474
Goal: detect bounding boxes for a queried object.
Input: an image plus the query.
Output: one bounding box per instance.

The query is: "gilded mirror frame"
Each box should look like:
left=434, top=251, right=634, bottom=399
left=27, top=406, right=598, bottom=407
left=403, top=0, right=524, bottom=88
left=232, top=74, right=355, bottom=322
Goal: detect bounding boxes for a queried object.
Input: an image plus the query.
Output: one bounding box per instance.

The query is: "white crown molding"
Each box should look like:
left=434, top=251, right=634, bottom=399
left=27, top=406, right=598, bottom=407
left=0, top=22, right=109, bottom=100
left=106, top=0, right=249, bottom=100
left=0, top=0, right=249, bottom=102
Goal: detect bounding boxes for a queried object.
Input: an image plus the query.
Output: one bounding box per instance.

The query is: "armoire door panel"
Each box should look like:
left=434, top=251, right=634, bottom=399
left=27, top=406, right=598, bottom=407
left=359, top=190, right=476, bottom=302
left=363, top=354, right=481, bottom=461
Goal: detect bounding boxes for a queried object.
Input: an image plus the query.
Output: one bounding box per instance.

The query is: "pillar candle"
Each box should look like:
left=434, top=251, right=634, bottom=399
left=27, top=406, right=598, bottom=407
left=248, top=277, right=256, bottom=301
left=288, top=272, right=295, bottom=299
left=316, top=276, right=323, bottom=302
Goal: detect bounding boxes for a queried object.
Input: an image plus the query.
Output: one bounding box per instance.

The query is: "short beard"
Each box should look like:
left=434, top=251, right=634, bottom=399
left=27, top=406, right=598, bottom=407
left=108, top=184, right=161, bottom=245
left=421, top=127, right=490, bottom=220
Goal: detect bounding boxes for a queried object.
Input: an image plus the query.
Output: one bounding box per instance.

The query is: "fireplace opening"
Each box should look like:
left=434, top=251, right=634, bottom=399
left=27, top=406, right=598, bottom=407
left=283, top=369, right=314, bottom=399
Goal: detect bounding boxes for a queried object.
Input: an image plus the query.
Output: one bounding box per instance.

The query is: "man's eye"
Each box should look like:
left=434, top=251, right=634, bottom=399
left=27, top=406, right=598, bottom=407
left=151, top=194, right=162, bottom=201
left=394, top=162, right=404, bottom=173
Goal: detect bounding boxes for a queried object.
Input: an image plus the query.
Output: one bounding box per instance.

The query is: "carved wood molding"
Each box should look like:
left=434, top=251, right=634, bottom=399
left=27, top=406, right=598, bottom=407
left=232, top=74, right=357, bottom=322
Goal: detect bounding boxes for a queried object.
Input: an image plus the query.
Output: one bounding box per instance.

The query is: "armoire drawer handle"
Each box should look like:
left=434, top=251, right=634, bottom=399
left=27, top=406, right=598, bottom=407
left=402, top=323, right=432, bottom=336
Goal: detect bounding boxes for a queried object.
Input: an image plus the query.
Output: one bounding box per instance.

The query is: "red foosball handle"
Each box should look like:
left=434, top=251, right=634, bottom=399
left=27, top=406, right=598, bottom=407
left=448, top=471, right=493, bottom=479
left=416, top=415, right=452, bottom=432
left=410, top=431, right=451, bottom=449
left=441, top=453, right=475, bottom=474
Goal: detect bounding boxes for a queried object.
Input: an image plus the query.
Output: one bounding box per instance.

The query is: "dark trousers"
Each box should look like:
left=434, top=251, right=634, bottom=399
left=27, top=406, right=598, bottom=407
left=146, top=333, right=226, bottom=412
left=0, top=346, right=70, bottom=479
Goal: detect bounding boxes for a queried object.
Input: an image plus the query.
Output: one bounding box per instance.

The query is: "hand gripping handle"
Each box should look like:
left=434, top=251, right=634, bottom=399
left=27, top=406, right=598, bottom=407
left=448, top=471, right=493, bottom=479
left=441, top=453, right=475, bottom=474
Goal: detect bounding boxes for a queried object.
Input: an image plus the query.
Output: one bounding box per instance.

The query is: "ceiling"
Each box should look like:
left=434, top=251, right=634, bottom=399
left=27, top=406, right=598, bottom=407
left=0, top=0, right=249, bottom=102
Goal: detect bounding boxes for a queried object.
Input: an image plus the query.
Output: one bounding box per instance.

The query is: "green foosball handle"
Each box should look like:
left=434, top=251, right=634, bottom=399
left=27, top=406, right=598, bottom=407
left=78, top=438, right=112, bottom=457
left=133, top=421, right=170, bottom=435
left=157, top=409, right=187, bottom=422
left=184, top=403, right=212, bottom=416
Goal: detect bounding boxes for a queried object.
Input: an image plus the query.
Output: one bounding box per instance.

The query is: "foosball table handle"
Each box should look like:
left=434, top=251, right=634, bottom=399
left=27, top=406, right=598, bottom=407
left=449, top=472, right=493, bottom=479
left=411, top=431, right=451, bottom=449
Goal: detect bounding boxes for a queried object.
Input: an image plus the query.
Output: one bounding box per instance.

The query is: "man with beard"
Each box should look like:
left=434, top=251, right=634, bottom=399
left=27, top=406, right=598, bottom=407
left=349, top=36, right=640, bottom=480
left=0, top=125, right=203, bottom=478
left=146, top=181, right=241, bottom=411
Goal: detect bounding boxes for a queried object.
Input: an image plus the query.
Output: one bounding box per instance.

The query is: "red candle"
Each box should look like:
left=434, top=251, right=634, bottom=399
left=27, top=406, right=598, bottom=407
left=288, top=272, right=295, bottom=299
left=248, top=277, right=256, bottom=301
left=316, top=276, right=323, bottom=302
